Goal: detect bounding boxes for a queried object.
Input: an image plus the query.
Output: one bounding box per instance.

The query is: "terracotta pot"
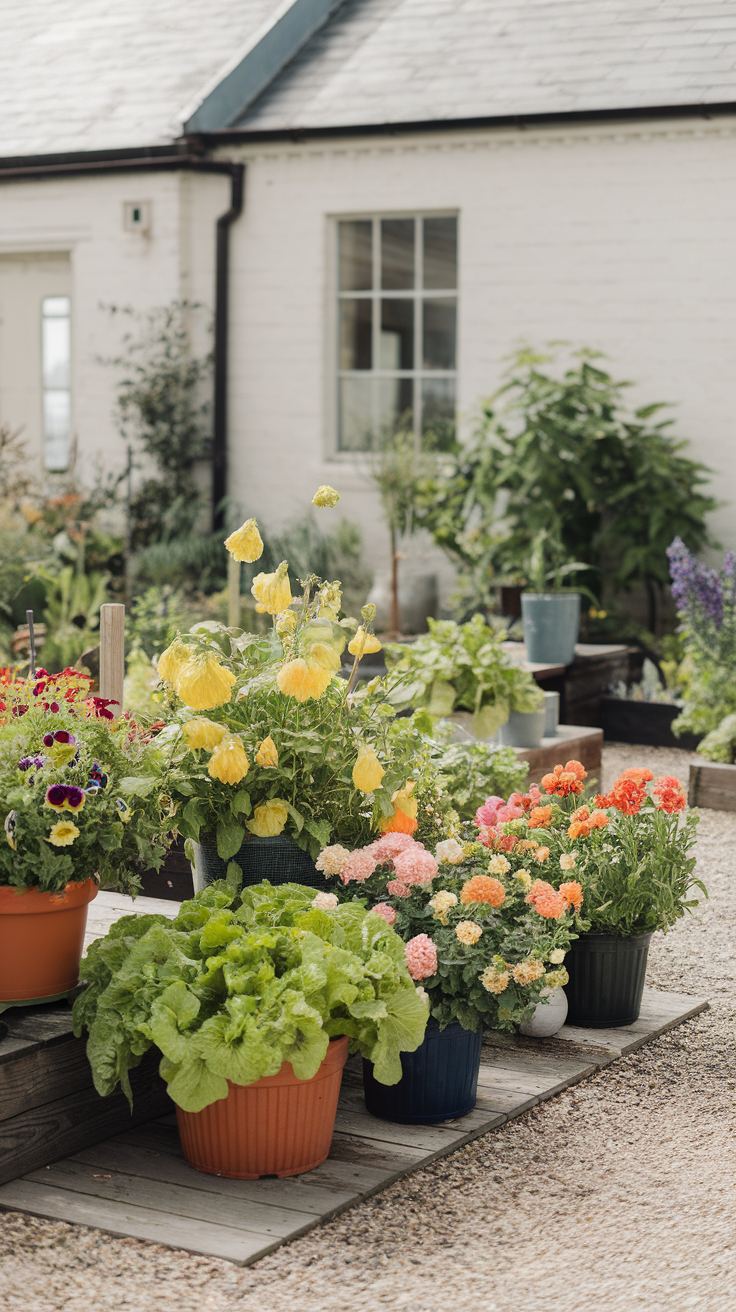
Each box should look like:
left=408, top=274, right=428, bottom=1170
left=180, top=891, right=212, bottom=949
left=176, top=1035, right=349, bottom=1179
left=0, top=878, right=98, bottom=1002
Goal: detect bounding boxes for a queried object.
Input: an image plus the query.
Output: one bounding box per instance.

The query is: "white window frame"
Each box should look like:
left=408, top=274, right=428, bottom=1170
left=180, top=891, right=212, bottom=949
left=41, top=294, right=72, bottom=472
left=327, top=211, right=458, bottom=456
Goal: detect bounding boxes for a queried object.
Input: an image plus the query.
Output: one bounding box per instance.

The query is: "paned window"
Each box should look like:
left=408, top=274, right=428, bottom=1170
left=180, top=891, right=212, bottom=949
left=336, top=215, right=457, bottom=451
left=42, top=296, right=71, bottom=471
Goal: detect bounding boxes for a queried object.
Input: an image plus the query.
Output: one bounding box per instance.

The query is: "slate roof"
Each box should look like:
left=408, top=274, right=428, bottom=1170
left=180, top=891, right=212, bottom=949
left=237, top=0, right=736, bottom=132
left=0, top=0, right=281, bottom=158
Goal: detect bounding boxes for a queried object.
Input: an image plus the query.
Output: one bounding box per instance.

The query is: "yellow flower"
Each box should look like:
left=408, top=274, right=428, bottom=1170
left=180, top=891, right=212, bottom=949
left=157, top=637, right=194, bottom=687
left=352, top=746, right=385, bottom=793
left=307, top=642, right=342, bottom=673
left=275, top=610, right=297, bottom=636
left=255, top=735, right=279, bottom=768
left=48, top=819, right=79, bottom=847
left=559, top=852, right=577, bottom=870
left=428, top=889, right=458, bottom=923
left=512, top=958, right=546, bottom=986
left=176, top=655, right=236, bottom=710
left=545, top=966, right=569, bottom=989
left=224, top=517, right=263, bottom=563
left=480, top=966, right=509, bottom=995
left=548, top=948, right=566, bottom=965
left=347, top=626, right=382, bottom=657
left=513, top=868, right=532, bottom=891
left=317, top=582, right=342, bottom=620
left=277, top=658, right=332, bottom=702
left=251, top=562, right=292, bottom=615
left=488, top=854, right=511, bottom=876
left=392, top=780, right=417, bottom=819
left=247, top=798, right=289, bottom=837
left=435, top=838, right=465, bottom=865
left=207, top=735, right=250, bottom=785
left=182, top=718, right=228, bottom=751
left=456, top=920, right=482, bottom=946
left=312, top=485, right=340, bottom=508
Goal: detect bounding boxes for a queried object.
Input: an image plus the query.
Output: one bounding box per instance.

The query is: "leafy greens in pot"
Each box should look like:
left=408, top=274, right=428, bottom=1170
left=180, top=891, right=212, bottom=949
left=73, top=880, right=429, bottom=1112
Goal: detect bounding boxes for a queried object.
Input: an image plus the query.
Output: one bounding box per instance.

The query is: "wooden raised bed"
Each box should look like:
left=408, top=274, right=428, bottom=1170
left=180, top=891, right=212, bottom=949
left=688, top=761, right=736, bottom=812
left=514, top=724, right=603, bottom=788
left=599, top=697, right=702, bottom=751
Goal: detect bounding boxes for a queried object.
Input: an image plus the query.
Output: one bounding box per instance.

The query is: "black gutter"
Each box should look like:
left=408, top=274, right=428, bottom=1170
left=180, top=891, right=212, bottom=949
left=0, top=152, right=244, bottom=530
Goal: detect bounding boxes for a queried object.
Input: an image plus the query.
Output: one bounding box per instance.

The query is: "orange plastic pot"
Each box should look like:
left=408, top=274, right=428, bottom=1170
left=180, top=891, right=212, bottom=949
left=0, top=878, right=98, bottom=1002
left=176, top=1035, right=349, bottom=1179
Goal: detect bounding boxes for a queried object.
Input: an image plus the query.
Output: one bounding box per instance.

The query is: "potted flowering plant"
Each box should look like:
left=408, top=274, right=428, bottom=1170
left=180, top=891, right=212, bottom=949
left=73, top=879, right=428, bottom=1179
left=155, top=494, right=442, bottom=890
left=318, top=828, right=583, bottom=1122
left=0, top=668, right=170, bottom=1005
left=470, top=759, right=703, bottom=1027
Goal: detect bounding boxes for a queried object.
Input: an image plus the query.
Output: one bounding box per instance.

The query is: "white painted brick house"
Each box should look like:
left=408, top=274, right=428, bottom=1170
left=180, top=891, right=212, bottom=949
left=1, top=0, right=735, bottom=592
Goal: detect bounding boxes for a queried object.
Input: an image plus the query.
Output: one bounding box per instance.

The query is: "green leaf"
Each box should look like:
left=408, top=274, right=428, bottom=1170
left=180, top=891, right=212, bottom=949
left=367, top=987, right=429, bottom=1086
left=117, top=775, right=159, bottom=798
left=216, top=817, right=245, bottom=861
left=472, top=701, right=508, bottom=739
left=230, top=789, right=252, bottom=818
left=164, top=1053, right=230, bottom=1114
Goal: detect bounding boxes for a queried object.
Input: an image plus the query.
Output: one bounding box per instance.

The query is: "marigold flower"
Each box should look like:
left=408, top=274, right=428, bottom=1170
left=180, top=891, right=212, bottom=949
left=456, top=920, right=482, bottom=946
left=251, top=562, right=292, bottom=615
left=348, top=626, right=382, bottom=657
left=372, top=902, right=397, bottom=925
left=352, top=746, right=385, bottom=793
left=480, top=966, right=509, bottom=995
left=157, top=637, right=194, bottom=687
left=559, top=852, right=577, bottom=870
left=255, top=735, right=279, bottom=768
left=312, top=484, right=340, bottom=508
left=405, top=934, right=438, bottom=981
left=559, top=880, right=583, bottom=912
left=548, top=948, right=566, bottom=965
left=488, top=854, right=511, bottom=876
left=525, top=880, right=566, bottom=919
left=428, top=889, right=458, bottom=923
left=207, top=735, right=250, bottom=785
left=315, top=844, right=352, bottom=876
left=512, top=958, right=546, bottom=986
left=48, top=819, right=79, bottom=847
left=461, top=875, right=506, bottom=908
left=435, top=838, right=465, bottom=865
left=277, top=658, right=332, bottom=702
left=247, top=798, right=289, bottom=837
left=513, top=868, right=532, bottom=891
left=224, top=517, right=263, bottom=563
left=527, top=805, right=554, bottom=829
left=182, top=718, right=228, bottom=752
left=341, top=848, right=378, bottom=884
left=177, top=655, right=236, bottom=711
left=535, top=845, right=550, bottom=863
left=541, top=760, right=587, bottom=797
left=312, top=891, right=339, bottom=910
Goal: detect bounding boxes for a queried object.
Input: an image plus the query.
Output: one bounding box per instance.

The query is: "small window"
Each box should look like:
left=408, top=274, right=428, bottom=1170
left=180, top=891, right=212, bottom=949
left=42, top=296, right=71, bottom=471
left=336, top=214, right=457, bottom=452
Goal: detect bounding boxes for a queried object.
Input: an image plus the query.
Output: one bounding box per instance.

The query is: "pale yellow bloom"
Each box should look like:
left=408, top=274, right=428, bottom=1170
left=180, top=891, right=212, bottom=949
left=488, top=854, right=511, bottom=876
left=182, top=718, right=228, bottom=752
left=312, top=485, right=340, bottom=508
left=352, top=746, right=385, bottom=793
left=428, top=889, right=458, bottom=923
left=224, top=517, right=263, bottom=563
left=275, top=609, right=297, bottom=636
left=480, top=966, right=510, bottom=995
left=255, top=736, right=279, bottom=768
left=207, top=735, right=249, bottom=785
left=512, top=958, right=546, bottom=986
left=415, top=985, right=430, bottom=1006
left=277, top=658, right=332, bottom=702
left=251, top=562, right=292, bottom=615
left=456, top=920, right=482, bottom=946
left=312, top=891, right=339, bottom=909
left=559, top=852, right=577, bottom=870
left=248, top=798, right=289, bottom=837
left=176, top=655, right=236, bottom=710
left=391, top=780, right=417, bottom=820
left=48, top=819, right=79, bottom=847
left=307, top=642, right=342, bottom=673
left=315, top=845, right=352, bottom=876
left=548, top=948, right=566, bottom=965
left=545, top=966, right=569, bottom=989
left=157, top=637, right=194, bottom=687
left=513, top=868, right=532, bottom=891
left=535, top=846, right=551, bottom=863
left=348, top=626, right=382, bottom=657
left=317, top=582, right=342, bottom=620
left=361, top=603, right=377, bottom=624
left=435, top=838, right=465, bottom=866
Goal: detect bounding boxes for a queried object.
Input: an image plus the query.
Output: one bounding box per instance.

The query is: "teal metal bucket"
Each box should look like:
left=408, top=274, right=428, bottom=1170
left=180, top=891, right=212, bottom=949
left=521, top=593, right=580, bottom=665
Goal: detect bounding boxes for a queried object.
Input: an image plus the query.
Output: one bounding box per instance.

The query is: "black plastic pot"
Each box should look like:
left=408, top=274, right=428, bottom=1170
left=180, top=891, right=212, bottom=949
left=362, top=1018, right=482, bottom=1124
left=192, top=832, right=326, bottom=891
left=599, top=696, right=702, bottom=751
left=566, top=931, right=652, bottom=1027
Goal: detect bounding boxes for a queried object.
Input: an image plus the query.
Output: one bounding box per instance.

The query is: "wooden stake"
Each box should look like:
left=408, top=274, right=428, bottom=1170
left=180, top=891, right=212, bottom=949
left=99, top=603, right=125, bottom=716
left=227, top=555, right=241, bottom=629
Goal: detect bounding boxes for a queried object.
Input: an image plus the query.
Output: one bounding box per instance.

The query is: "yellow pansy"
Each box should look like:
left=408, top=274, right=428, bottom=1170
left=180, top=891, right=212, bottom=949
left=176, top=654, right=236, bottom=711
left=247, top=798, right=289, bottom=837
left=224, top=517, right=263, bottom=563
left=157, top=637, right=194, bottom=687
left=48, top=819, right=79, bottom=847
left=255, top=736, right=279, bottom=768
left=251, top=562, right=292, bottom=616
left=182, top=718, right=228, bottom=752
left=312, top=485, right=340, bottom=508
left=207, top=735, right=250, bottom=785
left=347, top=626, right=382, bottom=657
left=352, top=746, right=385, bottom=793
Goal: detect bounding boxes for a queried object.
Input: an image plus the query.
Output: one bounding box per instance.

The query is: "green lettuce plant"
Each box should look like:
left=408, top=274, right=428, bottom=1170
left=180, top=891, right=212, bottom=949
left=73, top=880, right=429, bottom=1111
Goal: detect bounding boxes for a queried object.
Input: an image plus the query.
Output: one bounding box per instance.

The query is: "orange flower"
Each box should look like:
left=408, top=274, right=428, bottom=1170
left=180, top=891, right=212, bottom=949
left=516, top=838, right=540, bottom=853
left=460, top=875, right=506, bottom=908
left=620, top=767, right=654, bottom=783
left=588, top=809, right=610, bottom=829
left=527, top=805, right=553, bottom=829
left=541, top=760, right=587, bottom=798
left=478, top=828, right=518, bottom=852
left=378, top=808, right=418, bottom=836
left=525, top=880, right=567, bottom=919
left=534, top=845, right=550, bottom=863
left=559, top=880, right=583, bottom=912
left=597, top=774, right=648, bottom=816
left=566, top=804, right=610, bottom=839
left=653, top=776, right=686, bottom=814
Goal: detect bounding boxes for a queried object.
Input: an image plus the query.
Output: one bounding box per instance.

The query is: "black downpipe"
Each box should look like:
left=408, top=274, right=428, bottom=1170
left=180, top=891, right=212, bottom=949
left=213, top=164, right=244, bottom=531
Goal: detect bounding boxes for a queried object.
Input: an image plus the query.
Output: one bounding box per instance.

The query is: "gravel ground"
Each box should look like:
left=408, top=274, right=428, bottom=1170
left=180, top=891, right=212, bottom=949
left=1, top=744, right=734, bottom=1312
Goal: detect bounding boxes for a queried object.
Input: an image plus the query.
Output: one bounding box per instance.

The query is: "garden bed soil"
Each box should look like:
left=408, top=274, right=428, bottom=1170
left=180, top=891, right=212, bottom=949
left=599, top=696, right=702, bottom=751
left=688, top=760, right=736, bottom=812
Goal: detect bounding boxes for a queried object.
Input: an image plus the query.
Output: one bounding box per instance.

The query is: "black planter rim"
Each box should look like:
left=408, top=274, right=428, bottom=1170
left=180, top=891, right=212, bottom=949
left=572, top=930, right=653, bottom=948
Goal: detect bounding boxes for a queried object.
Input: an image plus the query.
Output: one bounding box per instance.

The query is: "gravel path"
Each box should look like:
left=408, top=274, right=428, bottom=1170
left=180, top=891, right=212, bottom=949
left=1, top=745, right=734, bottom=1312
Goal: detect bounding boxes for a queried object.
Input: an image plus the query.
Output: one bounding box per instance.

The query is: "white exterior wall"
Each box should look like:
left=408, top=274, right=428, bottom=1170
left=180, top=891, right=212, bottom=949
left=221, top=115, right=736, bottom=594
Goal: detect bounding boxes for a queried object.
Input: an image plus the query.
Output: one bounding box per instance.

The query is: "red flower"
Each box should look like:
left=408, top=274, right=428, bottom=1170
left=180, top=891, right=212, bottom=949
left=596, top=774, right=648, bottom=816
left=653, top=776, right=686, bottom=813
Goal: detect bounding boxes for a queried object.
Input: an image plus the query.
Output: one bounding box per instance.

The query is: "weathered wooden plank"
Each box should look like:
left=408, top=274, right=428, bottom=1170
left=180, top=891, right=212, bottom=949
left=688, top=761, right=736, bottom=812
left=0, top=1180, right=276, bottom=1264
left=332, top=1108, right=455, bottom=1154
left=558, top=990, right=708, bottom=1057
left=0, top=1035, right=92, bottom=1124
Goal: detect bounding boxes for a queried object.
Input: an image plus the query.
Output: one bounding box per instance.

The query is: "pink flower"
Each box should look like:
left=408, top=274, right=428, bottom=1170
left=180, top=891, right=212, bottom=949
left=340, top=849, right=378, bottom=884
left=495, top=802, right=524, bottom=822
left=387, top=878, right=412, bottom=898
left=372, top=902, right=397, bottom=925
left=369, top=832, right=419, bottom=862
left=475, top=796, right=505, bottom=828
left=405, top=934, right=438, bottom=980
left=392, top=846, right=438, bottom=887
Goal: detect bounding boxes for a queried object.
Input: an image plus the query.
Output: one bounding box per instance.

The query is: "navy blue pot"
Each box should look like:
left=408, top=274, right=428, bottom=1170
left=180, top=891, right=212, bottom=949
left=362, top=1018, right=482, bottom=1124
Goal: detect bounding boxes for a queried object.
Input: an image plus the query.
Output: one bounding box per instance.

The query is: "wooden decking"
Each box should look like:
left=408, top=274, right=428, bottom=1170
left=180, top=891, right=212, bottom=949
left=0, top=886, right=708, bottom=1269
